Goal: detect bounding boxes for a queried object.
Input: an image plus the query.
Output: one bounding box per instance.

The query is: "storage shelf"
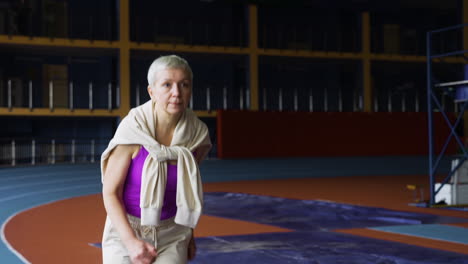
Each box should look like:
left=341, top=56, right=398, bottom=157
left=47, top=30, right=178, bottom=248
left=1, top=34, right=464, bottom=64
left=258, top=49, right=362, bottom=59
left=194, top=110, right=217, bottom=118
left=0, top=35, right=120, bottom=49
left=130, top=42, right=250, bottom=55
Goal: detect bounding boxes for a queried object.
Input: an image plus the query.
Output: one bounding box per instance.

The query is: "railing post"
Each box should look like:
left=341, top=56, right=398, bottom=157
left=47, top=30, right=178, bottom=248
left=108, top=82, right=113, bottom=111
left=8, top=79, right=12, bottom=111
left=415, top=90, right=420, bottom=112
left=223, top=86, right=228, bottom=110
left=11, top=139, right=16, bottom=166
left=189, top=95, right=193, bottom=109
left=136, top=84, right=140, bottom=106
left=71, top=139, right=76, bottom=164
left=29, top=80, right=33, bottom=111
left=278, top=88, right=283, bottom=111
left=49, top=81, right=54, bottom=111
left=402, top=93, right=407, bottom=112
left=374, top=93, right=378, bottom=112
left=31, top=139, right=35, bottom=165
left=359, top=94, right=363, bottom=112
left=206, top=87, right=211, bottom=111
left=338, top=88, right=343, bottom=112
left=353, top=90, right=357, bottom=112
left=245, top=87, right=250, bottom=109
left=116, top=84, right=120, bottom=108
left=324, top=88, right=328, bottom=112
left=239, top=87, right=244, bottom=110
left=309, top=89, right=313, bottom=112
left=90, top=139, right=95, bottom=163
left=69, top=81, right=74, bottom=111
left=89, top=82, right=93, bottom=110
left=51, top=139, right=55, bottom=164
left=388, top=90, right=392, bottom=112
left=294, top=88, right=298, bottom=112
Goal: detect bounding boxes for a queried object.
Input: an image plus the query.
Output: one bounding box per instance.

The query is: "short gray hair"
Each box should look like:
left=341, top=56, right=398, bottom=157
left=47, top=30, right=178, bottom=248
left=147, top=55, right=193, bottom=87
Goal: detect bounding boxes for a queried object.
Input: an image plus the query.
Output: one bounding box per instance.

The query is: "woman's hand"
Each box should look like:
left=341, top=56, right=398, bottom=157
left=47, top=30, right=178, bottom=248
left=126, top=238, right=157, bottom=264
left=188, top=233, right=196, bottom=261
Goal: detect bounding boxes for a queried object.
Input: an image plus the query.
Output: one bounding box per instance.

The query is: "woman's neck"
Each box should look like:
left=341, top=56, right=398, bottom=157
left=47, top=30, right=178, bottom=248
left=155, top=111, right=182, bottom=146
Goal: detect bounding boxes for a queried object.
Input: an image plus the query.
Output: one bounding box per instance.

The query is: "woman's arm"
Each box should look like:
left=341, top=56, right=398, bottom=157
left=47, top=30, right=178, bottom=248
left=187, top=149, right=204, bottom=261
left=102, top=144, right=157, bottom=264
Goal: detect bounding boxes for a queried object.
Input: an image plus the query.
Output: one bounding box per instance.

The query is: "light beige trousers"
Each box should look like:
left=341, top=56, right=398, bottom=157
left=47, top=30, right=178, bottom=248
left=102, top=214, right=192, bottom=264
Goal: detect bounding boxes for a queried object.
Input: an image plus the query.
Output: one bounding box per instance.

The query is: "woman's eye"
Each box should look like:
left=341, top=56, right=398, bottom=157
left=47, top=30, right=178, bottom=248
left=163, top=83, right=171, bottom=88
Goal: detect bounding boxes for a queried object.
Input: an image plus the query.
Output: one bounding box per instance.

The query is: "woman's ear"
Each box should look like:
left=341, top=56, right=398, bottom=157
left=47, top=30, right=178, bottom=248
left=147, top=85, right=155, bottom=101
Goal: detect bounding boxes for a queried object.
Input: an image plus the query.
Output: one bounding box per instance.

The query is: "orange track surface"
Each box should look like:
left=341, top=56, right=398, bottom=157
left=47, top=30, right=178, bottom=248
left=5, top=175, right=468, bottom=263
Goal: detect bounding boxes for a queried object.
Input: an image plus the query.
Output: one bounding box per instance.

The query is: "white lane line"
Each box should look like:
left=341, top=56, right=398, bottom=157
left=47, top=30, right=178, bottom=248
left=0, top=176, right=98, bottom=191
left=0, top=183, right=100, bottom=203
left=0, top=169, right=99, bottom=182
left=0, top=183, right=100, bottom=264
left=1, top=214, right=31, bottom=264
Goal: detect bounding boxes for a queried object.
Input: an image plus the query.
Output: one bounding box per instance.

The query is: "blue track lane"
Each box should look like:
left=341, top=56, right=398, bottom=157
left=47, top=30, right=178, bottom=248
left=0, top=164, right=102, bottom=264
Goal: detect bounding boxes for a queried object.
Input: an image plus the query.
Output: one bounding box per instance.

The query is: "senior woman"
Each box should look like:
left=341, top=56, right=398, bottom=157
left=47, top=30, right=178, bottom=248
left=101, top=55, right=211, bottom=264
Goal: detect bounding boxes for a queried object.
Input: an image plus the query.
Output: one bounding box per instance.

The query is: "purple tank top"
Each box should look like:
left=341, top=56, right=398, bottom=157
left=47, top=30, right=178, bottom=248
left=123, top=146, right=177, bottom=220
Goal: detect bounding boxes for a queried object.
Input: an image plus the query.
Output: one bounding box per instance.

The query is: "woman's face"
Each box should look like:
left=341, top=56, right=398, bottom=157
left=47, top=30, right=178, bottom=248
left=148, top=67, right=192, bottom=117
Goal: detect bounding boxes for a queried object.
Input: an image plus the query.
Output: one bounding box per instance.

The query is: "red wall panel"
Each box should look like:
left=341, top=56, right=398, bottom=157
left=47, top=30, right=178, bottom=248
left=217, top=111, right=457, bottom=158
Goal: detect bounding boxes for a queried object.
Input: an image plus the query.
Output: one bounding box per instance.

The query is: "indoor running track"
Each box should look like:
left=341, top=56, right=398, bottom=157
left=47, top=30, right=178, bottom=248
left=1, top=157, right=468, bottom=263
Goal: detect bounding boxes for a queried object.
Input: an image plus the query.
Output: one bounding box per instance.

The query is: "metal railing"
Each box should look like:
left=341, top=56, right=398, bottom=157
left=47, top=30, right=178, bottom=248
left=0, top=138, right=110, bottom=167
left=0, top=137, right=219, bottom=167
left=0, top=79, right=118, bottom=111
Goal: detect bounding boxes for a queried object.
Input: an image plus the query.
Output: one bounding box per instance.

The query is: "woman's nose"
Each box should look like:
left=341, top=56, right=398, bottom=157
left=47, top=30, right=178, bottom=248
left=171, top=84, right=180, bottom=96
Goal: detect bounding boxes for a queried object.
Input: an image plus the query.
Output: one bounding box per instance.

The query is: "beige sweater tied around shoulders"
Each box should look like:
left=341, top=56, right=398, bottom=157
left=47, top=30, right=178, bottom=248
left=101, top=100, right=212, bottom=228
